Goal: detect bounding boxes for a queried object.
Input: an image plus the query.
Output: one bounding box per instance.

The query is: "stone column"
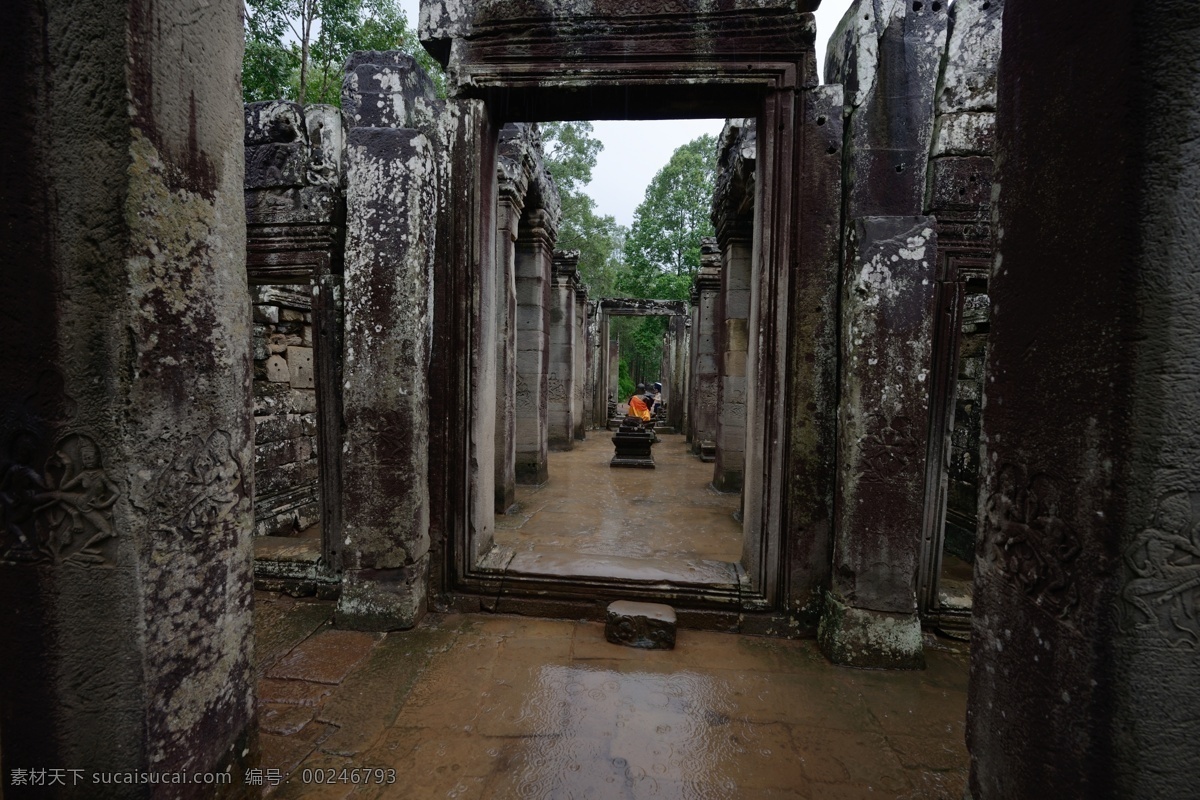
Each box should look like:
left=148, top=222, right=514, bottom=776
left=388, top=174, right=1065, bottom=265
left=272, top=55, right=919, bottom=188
left=826, top=0, right=947, bottom=222
left=713, top=228, right=753, bottom=492
left=690, top=243, right=723, bottom=455
left=494, top=173, right=523, bottom=513
left=666, top=315, right=688, bottom=433
left=784, top=84, right=845, bottom=632
left=0, top=0, right=256, bottom=783
left=818, top=217, right=938, bottom=669
left=968, top=1, right=1200, bottom=796
left=514, top=209, right=555, bottom=483
left=337, top=54, right=439, bottom=630
left=817, top=0, right=948, bottom=668
left=607, top=338, right=620, bottom=416
left=547, top=250, right=578, bottom=450
left=593, top=305, right=609, bottom=427
left=573, top=283, right=589, bottom=440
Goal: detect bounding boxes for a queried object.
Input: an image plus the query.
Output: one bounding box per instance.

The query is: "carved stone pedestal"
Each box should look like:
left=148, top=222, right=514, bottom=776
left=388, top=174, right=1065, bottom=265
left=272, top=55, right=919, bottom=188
left=605, top=601, right=677, bottom=650
left=610, top=418, right=655, bottom=468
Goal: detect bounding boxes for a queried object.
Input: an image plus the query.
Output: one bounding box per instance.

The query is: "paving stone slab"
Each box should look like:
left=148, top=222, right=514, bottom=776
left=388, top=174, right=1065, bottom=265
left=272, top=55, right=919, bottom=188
left=267, top=629, right=382, bottom=684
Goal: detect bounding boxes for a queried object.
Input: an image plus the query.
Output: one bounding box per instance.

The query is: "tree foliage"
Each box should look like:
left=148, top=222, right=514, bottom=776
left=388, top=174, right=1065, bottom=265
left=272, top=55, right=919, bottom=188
left=538, top=122, right=628, bottom=298
left=618, top=134, right=717, bottom=300
left=242, top=0, right=444, bottom=106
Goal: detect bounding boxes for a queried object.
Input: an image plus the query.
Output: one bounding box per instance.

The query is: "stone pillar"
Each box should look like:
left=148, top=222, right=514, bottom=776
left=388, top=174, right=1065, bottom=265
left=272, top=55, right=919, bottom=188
left=593, top=305, right=609, bottom=427
left=547, top=250, right=578, bottom=450
left=969, top=1, right=1200, bottom=796
left=826, top=0, right=947, bottom=221
left=713, top=229, right=752, bottom=492
left=818, top=217, right=938, bottom=669
left=690, top=243, right=723, bottom=454
left=666, top=315, right=688, bottom=433
left=817, top=0, right=948, bottom=667
left=514, top=209, right=555, bottom=484
left=337, top=54, right=438, bottom=630
left=687, top=292, right=700, bottom=444
left=607, top=338, right=620, bottom=415
left=494, top=168, right=523, bottom=513
left=0, top=0, right=256, bottom=784
left=573, top=283, right=589, bottom=440
left=784, top=84, right=845, bottom=632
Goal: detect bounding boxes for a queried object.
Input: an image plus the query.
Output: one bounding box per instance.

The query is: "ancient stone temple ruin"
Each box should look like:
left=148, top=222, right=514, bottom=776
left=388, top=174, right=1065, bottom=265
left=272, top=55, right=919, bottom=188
left=2, top=0, right=1198, bottom=796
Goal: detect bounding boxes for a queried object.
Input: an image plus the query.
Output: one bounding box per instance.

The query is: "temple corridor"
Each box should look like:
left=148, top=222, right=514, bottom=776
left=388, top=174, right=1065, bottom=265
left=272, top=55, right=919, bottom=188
left=495, top=434, right=743, bottom=565
left=255, top=592, right=971, bottom=798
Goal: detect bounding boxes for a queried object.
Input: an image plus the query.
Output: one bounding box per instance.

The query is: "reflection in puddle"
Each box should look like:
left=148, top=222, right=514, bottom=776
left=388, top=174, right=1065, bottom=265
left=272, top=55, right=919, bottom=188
left=511, top=665, right=754, bottom=799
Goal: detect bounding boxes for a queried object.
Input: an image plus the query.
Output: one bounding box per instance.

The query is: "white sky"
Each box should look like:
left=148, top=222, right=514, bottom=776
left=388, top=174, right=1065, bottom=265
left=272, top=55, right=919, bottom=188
left=398, top=0, right=855, bottom=227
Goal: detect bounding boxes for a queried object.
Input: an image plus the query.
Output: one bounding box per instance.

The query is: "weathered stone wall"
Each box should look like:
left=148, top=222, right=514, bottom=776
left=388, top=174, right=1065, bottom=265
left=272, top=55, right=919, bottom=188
left=0, top=0, right=256, bottom=787
left=821, top=216, right=937, bottom=669
left=826, top=0, right=947, bottom=220
left=251, top=286, right=320, bottom=537
left=969, top=0, right=1200, bottom=795
left=243, top=98, right=349, bottom=563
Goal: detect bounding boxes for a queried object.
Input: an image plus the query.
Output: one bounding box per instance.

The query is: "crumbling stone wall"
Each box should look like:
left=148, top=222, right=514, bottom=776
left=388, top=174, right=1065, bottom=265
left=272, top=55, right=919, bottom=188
left=244, top=99, right=349, bottom=560
left=251, top=286, right=321, bottom=537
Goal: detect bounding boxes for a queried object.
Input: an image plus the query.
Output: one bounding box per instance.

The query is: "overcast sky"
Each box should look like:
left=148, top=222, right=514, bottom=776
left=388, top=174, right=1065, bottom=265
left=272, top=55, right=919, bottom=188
left=397, top=0, right=855, bottom=227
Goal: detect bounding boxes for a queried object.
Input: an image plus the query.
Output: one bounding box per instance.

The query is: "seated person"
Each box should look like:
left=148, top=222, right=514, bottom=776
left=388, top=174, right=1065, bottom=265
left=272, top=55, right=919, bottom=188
left=628, top=383, right=652, bottom=423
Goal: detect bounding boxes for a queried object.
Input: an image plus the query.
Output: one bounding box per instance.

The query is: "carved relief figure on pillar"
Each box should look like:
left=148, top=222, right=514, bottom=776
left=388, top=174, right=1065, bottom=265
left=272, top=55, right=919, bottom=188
left=1, top=432, right=120, bottom=567
left=1121, top=491, right=1200, bottom=646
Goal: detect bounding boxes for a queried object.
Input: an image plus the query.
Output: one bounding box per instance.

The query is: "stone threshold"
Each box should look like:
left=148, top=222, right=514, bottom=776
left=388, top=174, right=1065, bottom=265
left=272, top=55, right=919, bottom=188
left=254, top=536, right=340, bottom=599
left=470, top=543, right=746, bottom=609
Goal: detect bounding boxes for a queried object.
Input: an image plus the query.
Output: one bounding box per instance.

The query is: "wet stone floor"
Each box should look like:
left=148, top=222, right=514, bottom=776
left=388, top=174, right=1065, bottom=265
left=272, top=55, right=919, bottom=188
left=495, top=433, right=743, bottom=564
left=255, top=592, right=971, bottom=799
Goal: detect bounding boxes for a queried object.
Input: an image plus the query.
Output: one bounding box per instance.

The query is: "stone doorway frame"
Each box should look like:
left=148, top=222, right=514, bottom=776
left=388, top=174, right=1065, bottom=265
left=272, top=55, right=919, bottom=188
left=426, top=5, right=843, bottom=626
left=245, top=196, right=346, bottom=573
left=917, top=248, right=990, bottom=630
left=595, top=298, right=689, bottom=433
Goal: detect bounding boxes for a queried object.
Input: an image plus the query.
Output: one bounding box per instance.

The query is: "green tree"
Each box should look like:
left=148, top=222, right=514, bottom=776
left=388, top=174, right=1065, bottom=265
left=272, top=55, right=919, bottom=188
left=618, top=134, right=717, bottom=300
left=242, top=0, right=444, bottom=106
left=539, top=122, right=628, bottom=297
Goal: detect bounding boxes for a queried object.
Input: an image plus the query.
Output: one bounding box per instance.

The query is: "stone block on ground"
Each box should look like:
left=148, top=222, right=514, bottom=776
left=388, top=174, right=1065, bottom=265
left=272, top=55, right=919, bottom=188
left=605, top=601, right=677, bottom=650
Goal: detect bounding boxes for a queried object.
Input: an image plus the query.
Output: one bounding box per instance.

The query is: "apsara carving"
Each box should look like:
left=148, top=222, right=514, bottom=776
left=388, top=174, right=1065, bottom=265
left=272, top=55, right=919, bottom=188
left=1, top=432, right=120, bottom=566
left=153, top=430, right=246, bottom=537
left=983, top=465, right=1080, bottom=617
left=1121, top=491, right=1200, bottom=647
